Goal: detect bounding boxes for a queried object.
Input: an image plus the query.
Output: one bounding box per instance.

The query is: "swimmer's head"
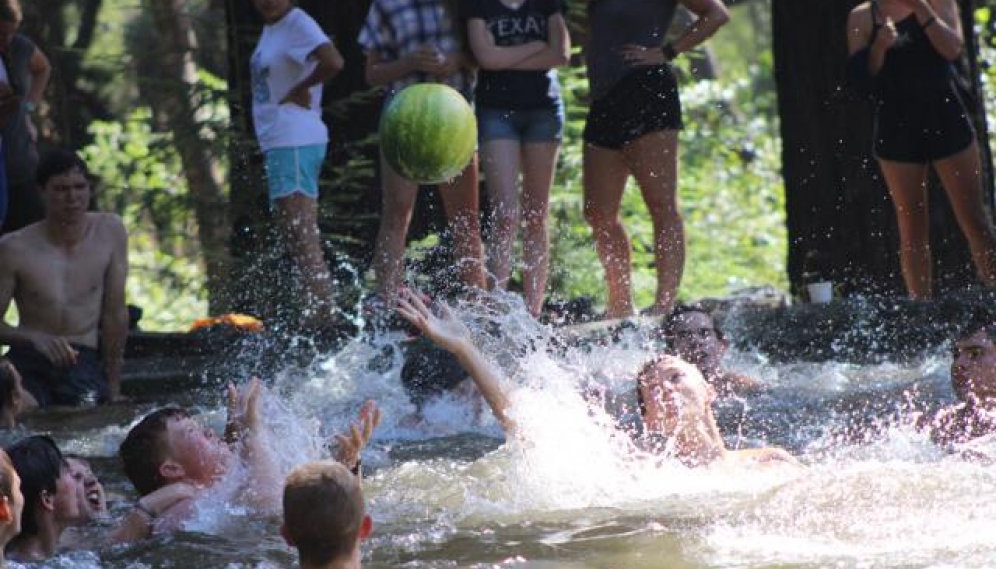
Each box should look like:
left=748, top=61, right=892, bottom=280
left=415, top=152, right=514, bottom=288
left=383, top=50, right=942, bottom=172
left=636, top=355, right=717, bottom=434
left=282, top=460, right=372, bottom=566
left=660, top=305, right=727, bottom=375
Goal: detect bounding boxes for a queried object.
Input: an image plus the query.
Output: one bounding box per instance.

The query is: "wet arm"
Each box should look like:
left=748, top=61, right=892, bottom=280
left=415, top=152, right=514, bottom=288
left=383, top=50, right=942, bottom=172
left=507, top=13, right=571, bottom=71
left=105, top=484, right=197, bottom=544
left=467, top=19, right=546, bottom=70
left=230, top=379, right=283, bottom=513
left=395, top=290, right=516, bottom=432
left=447, top=336, right=516, bottom=432
left=100, top=218, right=129, bottom=400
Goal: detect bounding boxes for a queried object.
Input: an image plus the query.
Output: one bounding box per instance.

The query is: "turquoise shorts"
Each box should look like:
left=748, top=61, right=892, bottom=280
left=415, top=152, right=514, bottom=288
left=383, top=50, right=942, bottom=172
left=263, top=144, right=327, bottom=205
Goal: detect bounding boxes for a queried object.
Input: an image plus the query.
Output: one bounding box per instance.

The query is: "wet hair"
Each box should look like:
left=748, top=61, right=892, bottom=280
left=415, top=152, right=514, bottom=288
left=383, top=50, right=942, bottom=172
left=0, top=0, right=20, bottom=24
left=401, top=343, right=468, bottom=408
left=634, top=357, right=665, bottom=419
left=283, top=461, right=365, bottom=566
left=955, top=308, right=996, bottom=343
left=0, top=359, right=19, bottom=420
left=35, top=149, right=90, bottom=189
left=6, top=436, right=66, bottom=537
left=119, top=407, right=190, bottom=496
left=659, top=303, right=725, bottom=342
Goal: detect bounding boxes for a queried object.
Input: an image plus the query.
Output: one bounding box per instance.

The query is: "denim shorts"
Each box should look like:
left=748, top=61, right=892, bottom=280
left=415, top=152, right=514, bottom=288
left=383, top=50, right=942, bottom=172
left=477, top=103, right=565, bottom=143
left=263, top=144, right=327, bottom=205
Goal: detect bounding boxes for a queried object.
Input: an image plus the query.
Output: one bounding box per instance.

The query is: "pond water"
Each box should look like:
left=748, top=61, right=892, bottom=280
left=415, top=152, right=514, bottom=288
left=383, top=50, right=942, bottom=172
left=6, top=295, right=994, bottom=569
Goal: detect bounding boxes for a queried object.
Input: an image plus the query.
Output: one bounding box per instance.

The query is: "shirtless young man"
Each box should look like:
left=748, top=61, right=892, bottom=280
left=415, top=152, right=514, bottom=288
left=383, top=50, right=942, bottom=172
left=659, top=305, right=761, bottom=397
left=395, top=289, right=795, bottom=468
left=0, top=149, right=128, bottom=406
left=918, top=317, right=996, bottom=450
left=119, top=379, right=380, bottom=533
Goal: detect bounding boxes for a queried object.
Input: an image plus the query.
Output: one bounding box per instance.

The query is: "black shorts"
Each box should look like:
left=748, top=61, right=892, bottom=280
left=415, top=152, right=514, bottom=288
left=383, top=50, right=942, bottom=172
left=6, top=344, right=109, bottom=407
left=583, top=65, right=683, bottom=150
left=873, top=85, right=975, bottom=163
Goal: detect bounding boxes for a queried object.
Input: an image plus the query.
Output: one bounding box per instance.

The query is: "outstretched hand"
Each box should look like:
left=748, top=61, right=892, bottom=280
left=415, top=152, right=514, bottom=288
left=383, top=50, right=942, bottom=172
left=395, top=288, right=471, bottom=354
left=225, top=377, right=263, bottom=443
left=333, top=400, right=382, bottom=472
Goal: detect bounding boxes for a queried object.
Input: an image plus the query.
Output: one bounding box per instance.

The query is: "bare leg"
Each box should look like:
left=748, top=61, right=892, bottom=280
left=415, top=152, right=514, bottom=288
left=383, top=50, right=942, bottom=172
left=372, top=155, right=419, bottom=303
left=439, top=155, right=486, bottom=291
left=622, top=130, right=682, bottom=315
left=933, top=142, right=996, bottom=287
left=583, top=142, right=634, bottom=318
left=480, top=140, right=522, bottom=291
left=272, top=193, right=335, bottom=320
left=520, top=141, right=559, bottom=316
left=878, top=158, right=931, bottom=298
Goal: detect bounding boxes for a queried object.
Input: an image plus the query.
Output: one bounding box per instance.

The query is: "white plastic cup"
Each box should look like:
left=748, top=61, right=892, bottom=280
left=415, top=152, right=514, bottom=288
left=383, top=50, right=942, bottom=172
left=807, top=281, right=833, bottom=304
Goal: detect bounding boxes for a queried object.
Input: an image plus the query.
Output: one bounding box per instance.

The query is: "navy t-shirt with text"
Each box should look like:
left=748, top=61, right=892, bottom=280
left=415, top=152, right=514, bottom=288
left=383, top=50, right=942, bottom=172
left=464, top=0, right=567, bottom=110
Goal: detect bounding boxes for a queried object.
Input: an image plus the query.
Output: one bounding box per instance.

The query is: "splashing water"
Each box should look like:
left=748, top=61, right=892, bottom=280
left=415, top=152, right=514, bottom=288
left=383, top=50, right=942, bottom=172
left=21, top=290, right=996, bottom=568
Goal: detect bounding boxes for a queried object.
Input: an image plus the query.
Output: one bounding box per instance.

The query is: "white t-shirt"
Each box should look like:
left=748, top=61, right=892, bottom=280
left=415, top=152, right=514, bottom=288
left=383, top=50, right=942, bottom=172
left=250, top=8, right=331, bottom=151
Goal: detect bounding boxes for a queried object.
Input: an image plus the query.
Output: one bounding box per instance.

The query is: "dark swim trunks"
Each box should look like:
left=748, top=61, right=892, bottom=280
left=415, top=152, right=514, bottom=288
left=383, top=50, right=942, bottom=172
left=6, top=344, right=109, bottom=407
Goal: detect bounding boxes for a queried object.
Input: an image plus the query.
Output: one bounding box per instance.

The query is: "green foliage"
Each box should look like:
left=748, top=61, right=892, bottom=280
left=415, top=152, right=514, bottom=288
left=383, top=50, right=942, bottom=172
left=81, top=110, right=208, bottom=331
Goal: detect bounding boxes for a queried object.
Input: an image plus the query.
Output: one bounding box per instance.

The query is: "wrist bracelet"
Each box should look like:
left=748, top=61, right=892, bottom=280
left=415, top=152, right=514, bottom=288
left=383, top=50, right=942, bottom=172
left=921, top=16, right=937, bottom=30
left=662, top=43, right=678, bottom=61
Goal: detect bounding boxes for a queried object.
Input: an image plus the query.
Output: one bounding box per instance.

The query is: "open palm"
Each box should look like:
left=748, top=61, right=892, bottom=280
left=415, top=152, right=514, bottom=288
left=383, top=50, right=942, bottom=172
left=395, top=288, right=471, bottom=352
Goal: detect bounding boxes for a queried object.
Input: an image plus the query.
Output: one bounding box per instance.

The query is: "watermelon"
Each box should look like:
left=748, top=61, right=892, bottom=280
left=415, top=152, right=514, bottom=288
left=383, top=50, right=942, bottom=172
left=379, top=84, right=477, bottom=184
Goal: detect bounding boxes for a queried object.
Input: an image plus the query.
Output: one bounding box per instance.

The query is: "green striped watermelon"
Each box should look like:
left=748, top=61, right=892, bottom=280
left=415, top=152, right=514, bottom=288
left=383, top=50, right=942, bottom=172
left=379, top=84, right=477, bottom=184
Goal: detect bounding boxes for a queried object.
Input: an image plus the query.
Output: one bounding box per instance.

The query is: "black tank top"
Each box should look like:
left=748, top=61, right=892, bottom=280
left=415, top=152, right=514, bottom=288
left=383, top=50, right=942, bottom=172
left=870, top=0, right=954, bottom=100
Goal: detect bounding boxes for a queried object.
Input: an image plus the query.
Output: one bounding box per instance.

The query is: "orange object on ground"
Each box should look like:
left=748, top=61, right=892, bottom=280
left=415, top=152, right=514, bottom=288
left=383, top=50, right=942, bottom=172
left=190, top=313, right=264, bottom=333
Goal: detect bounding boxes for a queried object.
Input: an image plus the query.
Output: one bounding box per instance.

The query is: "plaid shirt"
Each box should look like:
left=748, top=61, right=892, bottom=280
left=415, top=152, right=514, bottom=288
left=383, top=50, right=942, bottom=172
left=359, top=0, right=475, bottom=96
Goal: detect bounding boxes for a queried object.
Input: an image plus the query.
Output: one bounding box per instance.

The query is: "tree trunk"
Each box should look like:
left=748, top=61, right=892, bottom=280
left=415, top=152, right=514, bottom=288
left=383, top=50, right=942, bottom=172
left=771, top=0, right=992, bottom=298
left=145, top=0, right=231, bottom=313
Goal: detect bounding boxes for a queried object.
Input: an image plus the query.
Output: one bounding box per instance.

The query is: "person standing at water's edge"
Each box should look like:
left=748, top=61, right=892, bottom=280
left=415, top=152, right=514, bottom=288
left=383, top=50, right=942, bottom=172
left=466, top=0, right=571, bottom=317
left=582, top=0, right=728, bottom=318
left=250, top=0, right=346, bottom=330
left=0, top=150, right=128, bottom=407
left=846, top=0, right=996, bottom=299
left=0, top=0, right=49, bottom=236
left=359, top=0, right=486, bottom=309
left=281, top=461, right=373, bottom=569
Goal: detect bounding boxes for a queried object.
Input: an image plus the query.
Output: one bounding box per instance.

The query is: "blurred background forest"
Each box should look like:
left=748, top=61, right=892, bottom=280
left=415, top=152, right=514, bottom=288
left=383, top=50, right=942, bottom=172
left=18, top=0, right=996, bottom=329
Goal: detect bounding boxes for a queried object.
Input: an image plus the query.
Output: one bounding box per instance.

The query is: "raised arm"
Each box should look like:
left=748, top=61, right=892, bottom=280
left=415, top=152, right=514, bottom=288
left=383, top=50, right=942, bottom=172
left=395, top=289, right=515, bottom=432
left=466, top=18, right=546, bottom=70
left=331, top=400, right=381, bottom=476
left=227, top=378, right=283, bottom=513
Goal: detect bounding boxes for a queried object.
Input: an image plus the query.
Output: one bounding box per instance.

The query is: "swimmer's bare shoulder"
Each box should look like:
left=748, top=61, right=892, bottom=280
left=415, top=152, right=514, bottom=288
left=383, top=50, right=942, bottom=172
left=728, top=446, right=800, bottom=468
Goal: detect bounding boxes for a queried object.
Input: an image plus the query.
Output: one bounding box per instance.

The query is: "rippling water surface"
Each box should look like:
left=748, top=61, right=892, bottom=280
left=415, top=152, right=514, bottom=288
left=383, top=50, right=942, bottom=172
left=8, top=294, right=994, bottom=569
